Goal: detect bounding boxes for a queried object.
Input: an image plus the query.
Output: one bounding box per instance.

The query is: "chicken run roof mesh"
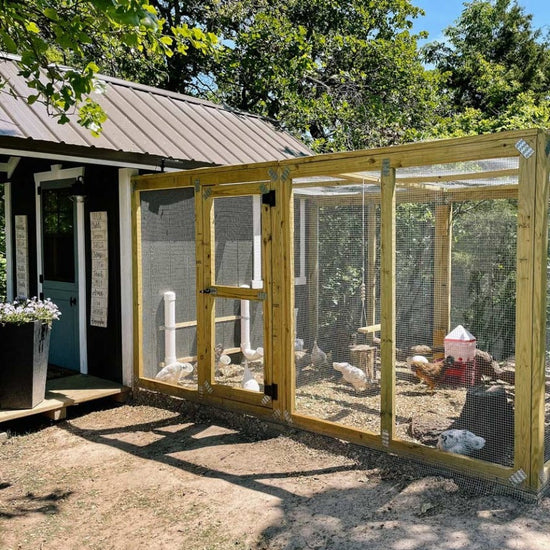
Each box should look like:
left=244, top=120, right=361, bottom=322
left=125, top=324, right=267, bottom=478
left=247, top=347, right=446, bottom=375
left=292, top=157, right=519, bottom=196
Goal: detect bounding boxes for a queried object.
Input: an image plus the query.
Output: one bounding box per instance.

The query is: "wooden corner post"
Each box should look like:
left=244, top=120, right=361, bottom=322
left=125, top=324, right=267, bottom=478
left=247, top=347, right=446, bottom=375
left=380, top=158, right=396, bottom=443
left=515, top=130, right=550, bottom=492
left=270, top=165, right=294, bottom=418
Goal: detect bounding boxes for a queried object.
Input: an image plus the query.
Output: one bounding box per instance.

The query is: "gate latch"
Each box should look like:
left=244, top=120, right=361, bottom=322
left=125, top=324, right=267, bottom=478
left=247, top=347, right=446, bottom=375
left=199, top=287, right=217, bottom=295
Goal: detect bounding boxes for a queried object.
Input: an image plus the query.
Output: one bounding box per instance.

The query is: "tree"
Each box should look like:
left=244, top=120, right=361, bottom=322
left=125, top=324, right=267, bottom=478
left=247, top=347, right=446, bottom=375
left=423, top=0, right=550, bottom=136
left=207, top=0, right=442, bottom=152
left=143, top=0, right=442, bottom=152
left=0, top=0, right=217, bottom=135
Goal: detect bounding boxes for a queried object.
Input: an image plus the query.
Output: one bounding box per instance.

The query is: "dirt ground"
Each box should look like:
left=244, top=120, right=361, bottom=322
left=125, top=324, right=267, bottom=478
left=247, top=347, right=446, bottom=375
left=2, top=390, right=550, bottom=550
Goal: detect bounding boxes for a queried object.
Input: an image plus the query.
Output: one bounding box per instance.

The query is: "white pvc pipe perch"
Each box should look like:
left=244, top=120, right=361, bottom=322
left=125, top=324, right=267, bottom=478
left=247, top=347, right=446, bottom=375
left=251, top=195, right=263, bottom=289
left=156, top=291, right=194, bottom=384
left=240, top=286, right=264, bottom=361
left=164, top=291, right=177, bottom=366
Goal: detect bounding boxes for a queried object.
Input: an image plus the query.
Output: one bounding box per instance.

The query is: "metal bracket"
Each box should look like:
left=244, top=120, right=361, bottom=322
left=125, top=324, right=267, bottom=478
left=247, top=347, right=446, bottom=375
left=202, top=187, right=212, bottom=200
left=194, top=178, right=201, bottom=192
left=382, top=158, right=391, bottom=177
left=509, top=469, right=527, bottom=486
left=257, top=291, right=267, bottom=300
left=268, top=167, right=278, bottom=182
left=515, top=139, right=535, bottom=159
left=381, top=429, right=390, bottom=447
left=262, top=190, right=276, bottom=207
left=264, top=383, right=278, bottom=400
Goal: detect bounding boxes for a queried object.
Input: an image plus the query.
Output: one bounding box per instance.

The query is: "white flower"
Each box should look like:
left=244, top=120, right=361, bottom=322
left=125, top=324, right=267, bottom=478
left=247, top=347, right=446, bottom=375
left=0, top=297, right=61, bottom=327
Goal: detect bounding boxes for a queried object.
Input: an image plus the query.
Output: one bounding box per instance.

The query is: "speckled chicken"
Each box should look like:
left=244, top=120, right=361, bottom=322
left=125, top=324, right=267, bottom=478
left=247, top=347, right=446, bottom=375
left=333, top=362, right=368, bottom=392
left=408, top=355, right=455, bottom=391
left=437, top=429, right=485, bottom=455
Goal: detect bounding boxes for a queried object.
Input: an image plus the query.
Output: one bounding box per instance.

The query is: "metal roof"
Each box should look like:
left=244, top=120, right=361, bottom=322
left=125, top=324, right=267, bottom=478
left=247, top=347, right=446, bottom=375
left=0, top=54, right=311, bottom=168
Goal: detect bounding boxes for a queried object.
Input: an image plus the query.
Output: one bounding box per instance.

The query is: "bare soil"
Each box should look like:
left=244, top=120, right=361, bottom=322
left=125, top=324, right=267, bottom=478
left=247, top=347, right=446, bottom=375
left=1, top=390, right=550, bottom=550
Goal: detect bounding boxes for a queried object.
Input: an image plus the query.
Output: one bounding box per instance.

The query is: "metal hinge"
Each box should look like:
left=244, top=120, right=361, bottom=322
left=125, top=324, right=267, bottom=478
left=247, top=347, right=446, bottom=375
left=39, top=274, right=44, bottom=284
left=262, top=190, right=276, bottom=207
left=264, top=383, right=278, bottom=400
left=37, top=185, right=41, bottom=196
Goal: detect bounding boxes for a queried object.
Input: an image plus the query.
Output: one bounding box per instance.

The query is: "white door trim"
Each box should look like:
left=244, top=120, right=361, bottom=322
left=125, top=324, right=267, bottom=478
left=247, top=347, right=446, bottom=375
left=3, top=181, right=13, bottom=300
left=34, top=165, right=87, bottom=374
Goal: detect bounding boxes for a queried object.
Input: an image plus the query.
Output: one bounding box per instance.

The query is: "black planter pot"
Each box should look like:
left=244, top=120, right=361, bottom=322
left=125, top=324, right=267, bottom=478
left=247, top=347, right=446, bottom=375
left=0, top=321, right=51, bottom=409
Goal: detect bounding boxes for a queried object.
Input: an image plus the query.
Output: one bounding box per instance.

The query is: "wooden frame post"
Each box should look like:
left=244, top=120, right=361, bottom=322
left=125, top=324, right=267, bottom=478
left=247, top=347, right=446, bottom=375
left=366, top=203, right=377, bottom=345
left=306, top=201, right=319, bottom=348
left=131, top=186, right=143, bottom=384
left=515, top=131, right=550, bottom=492
left=380, top=159, right=396, bottom=443
left=272, top=167, right=294, bottom=417
left=433, top=202, right=453, bottom=351
left=196, top=183, right=215, bottom=391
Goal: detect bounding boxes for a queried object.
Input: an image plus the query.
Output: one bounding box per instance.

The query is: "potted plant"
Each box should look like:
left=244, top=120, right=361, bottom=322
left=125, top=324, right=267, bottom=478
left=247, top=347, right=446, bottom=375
left=0, top=297, right=61, bottom=409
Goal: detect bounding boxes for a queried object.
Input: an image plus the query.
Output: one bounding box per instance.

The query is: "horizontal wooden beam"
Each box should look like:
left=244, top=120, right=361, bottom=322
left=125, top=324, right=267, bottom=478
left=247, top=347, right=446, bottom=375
left=357, top=323, right=381, bottom=334
left=281, top=129, right=535, bottom=179
left=160, top=314, right=240, bottom=331
left=397, top=168, right=518, bottom=185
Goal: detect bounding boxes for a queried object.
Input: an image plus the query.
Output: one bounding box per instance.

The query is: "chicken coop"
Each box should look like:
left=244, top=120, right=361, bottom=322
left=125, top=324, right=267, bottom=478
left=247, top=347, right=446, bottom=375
left=133, top=129, right=550, bottom=496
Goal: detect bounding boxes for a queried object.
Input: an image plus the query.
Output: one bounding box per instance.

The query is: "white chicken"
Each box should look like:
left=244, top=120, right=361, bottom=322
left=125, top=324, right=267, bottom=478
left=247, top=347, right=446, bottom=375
left=333, top=362, right=368, bottom=392
left=437, top=429, right=485, bottom=455
left=241, top=363, right=260, bottom=392
left=155, top=362, right=193, bottom=384
left=311, top=340, right=328, bottom=368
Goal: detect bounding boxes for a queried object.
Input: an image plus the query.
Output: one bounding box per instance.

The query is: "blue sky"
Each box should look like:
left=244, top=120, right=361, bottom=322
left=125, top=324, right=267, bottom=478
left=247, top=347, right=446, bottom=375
left=412, top=0, right=550, bottom=44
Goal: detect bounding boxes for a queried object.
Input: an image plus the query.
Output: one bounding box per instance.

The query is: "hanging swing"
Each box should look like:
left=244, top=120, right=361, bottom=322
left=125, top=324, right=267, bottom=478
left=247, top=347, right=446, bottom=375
left=350, top=179, right=379, bottom=383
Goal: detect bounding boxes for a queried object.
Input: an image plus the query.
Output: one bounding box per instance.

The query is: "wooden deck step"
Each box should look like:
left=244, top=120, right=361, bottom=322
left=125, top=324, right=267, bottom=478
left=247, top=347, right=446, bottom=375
left=0, top=374, right=130, bottom=423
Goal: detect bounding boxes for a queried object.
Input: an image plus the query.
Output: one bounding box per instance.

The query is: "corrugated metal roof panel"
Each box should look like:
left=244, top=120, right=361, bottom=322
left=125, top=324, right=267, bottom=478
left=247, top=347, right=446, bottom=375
left=0, top=55, right=311, bottom=165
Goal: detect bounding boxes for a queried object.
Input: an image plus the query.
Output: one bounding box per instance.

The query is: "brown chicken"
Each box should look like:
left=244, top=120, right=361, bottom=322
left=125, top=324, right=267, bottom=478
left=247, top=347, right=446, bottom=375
left=409, top=355, right=455, bottom=392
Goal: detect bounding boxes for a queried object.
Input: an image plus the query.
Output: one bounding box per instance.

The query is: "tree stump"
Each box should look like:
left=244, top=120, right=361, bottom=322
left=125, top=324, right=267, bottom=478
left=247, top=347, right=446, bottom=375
left=349, top=344, right=376, bottom=382
left=449, top=384, right=514, bottom=463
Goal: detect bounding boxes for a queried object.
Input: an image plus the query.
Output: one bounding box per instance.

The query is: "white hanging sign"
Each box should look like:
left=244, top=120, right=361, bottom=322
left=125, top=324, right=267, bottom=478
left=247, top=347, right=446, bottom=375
left=90, top=211, right=108, bottom=327
left=14, top=215, right=29, bottom=298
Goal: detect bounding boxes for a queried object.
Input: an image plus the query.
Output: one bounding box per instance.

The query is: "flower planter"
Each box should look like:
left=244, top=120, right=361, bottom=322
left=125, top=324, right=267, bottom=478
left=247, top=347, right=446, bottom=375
left=0, top=321, right=51, bottom=409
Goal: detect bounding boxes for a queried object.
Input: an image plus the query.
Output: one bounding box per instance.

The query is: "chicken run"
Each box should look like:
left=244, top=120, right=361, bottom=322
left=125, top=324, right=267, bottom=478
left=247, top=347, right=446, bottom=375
left=134, top=129, right=550, bottom=496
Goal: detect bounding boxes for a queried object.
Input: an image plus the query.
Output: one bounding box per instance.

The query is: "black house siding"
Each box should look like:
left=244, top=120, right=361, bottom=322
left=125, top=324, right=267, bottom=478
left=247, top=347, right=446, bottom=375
left=8, top=158, right=123, bottom=383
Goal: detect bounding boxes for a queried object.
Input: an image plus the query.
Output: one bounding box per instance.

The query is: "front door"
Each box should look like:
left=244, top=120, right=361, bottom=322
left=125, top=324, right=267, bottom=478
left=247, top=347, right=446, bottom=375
left=198, top=182, right=274, bottom=407
left=39, top=180, right=81, bottom=370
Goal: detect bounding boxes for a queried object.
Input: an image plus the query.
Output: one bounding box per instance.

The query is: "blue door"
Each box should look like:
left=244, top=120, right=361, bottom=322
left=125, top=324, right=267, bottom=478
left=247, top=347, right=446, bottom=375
left=41, top=182, right=80, bottom=370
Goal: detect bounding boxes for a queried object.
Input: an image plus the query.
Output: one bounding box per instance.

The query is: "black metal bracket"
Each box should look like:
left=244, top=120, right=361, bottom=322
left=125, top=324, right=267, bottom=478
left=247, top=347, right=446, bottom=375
left=264, top=383, right=278, bottom=400
left=262, top=190, right=276, bottom=207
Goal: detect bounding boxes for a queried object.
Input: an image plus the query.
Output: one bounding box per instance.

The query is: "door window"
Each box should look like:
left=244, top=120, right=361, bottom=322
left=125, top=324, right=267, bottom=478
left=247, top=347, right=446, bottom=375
left=42, top=187, right=75, bottom=283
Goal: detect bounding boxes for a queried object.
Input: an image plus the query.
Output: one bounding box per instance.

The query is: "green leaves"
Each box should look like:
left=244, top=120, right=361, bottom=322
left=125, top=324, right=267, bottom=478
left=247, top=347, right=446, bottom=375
left=425, top=0, right=550, bottom=137
left=207, top=0, right=436, bottom=152
left=0, top=0, right=218, bottom=134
